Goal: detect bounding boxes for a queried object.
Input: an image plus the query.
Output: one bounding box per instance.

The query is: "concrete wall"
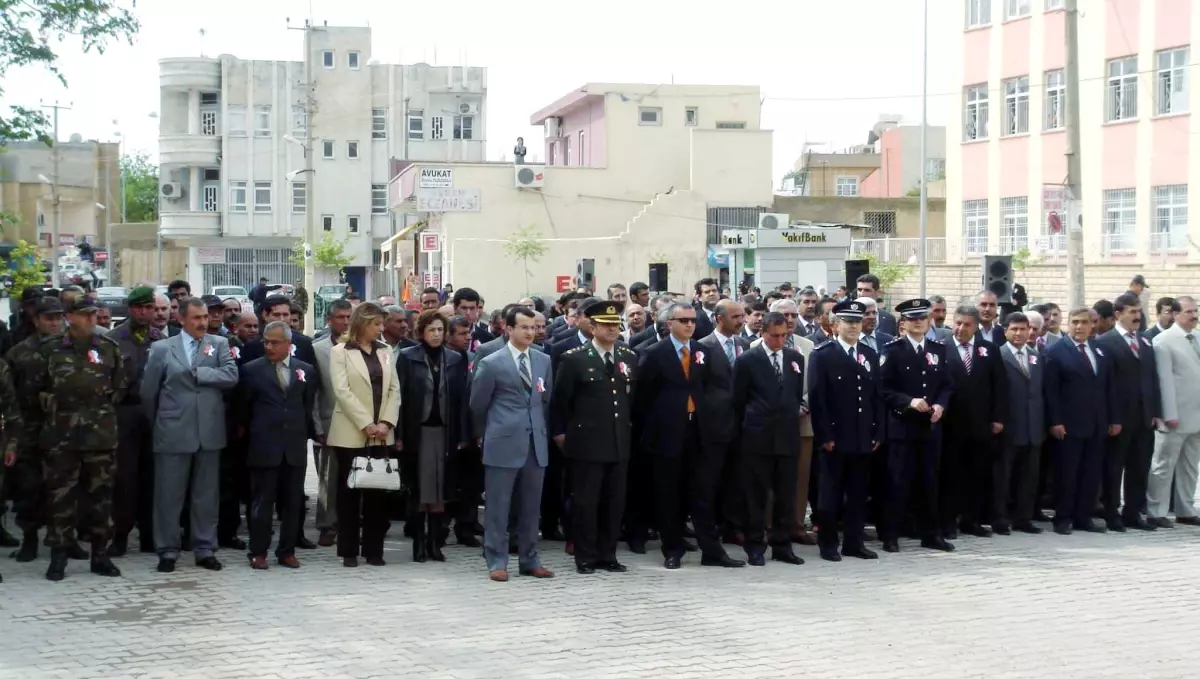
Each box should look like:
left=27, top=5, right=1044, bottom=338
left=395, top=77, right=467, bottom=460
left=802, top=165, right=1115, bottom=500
left=0, top=141, right=120, bottom=247
left=773, top=196, right=947, bottom=239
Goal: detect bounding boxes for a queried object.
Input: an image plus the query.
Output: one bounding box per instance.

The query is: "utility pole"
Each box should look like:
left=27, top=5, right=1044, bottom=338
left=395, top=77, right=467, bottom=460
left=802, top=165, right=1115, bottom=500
left=1064, top=0, right=1084, bottom=309
left=917, top=0, right=929, bottom=297
left=289, top=18, right=321, bottom=332
left=41, top=101, right=71, bottom=287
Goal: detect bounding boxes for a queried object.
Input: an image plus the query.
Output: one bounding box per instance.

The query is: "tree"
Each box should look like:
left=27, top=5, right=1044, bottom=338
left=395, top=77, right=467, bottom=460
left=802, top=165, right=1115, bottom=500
left=290, top=231, right=354, bottom=274
left=121, top=152, right=158, bottom=223
left=0, top=240, right=47, bottom=297
left=0, top=1, right=140, bottom=146
left=853, top=252, right=913, bottom=297
left=503, top=224, right=548, bottom=295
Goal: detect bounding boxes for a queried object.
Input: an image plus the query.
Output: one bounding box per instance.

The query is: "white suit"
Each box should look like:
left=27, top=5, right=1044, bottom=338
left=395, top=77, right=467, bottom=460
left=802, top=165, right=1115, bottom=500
left=1147, top=324, right=1200, bottom=518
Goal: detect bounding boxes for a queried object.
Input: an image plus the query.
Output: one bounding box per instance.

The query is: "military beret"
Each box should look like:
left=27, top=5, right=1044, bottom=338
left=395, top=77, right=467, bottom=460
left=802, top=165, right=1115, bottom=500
left=35, top=297, right=64, bottom=316
left=127, top=285, right=155, bottom=306
left=895, top=298, right=932, bottom=319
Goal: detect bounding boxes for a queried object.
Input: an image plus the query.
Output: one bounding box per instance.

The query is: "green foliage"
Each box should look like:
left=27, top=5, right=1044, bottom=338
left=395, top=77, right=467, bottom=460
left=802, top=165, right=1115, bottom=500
left=1010, top=247, right=1041, bottom=271
left=503, top=224, right=548, bottom=295
left=0, top=240, right=46, bottom=297
left=853, top=251, right=913, bottom=293
left=905, top=186, right=921, bottom=197
left=291, top=231, right=354, bottom=272
left=121, top=152, right=158, bottom=223
left=0, top=211, right=18, bottom=239
left=0, top=1, right=140, bottom=146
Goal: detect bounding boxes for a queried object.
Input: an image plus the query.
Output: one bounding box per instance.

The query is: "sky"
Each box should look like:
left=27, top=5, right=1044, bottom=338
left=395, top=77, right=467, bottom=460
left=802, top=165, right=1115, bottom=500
left=2, top=0, right=955, bottom=182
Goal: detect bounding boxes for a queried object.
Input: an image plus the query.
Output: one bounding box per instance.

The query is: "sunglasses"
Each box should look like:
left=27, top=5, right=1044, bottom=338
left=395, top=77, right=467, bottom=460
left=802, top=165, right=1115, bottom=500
left=672, top=318, right=697, bottom=324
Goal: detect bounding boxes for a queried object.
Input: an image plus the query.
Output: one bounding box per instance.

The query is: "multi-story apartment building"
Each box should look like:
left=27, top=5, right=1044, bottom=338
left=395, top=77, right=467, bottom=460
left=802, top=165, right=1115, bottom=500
left=946, top=0, right=1196, bottom=264
left=157, top=25, right=487, bottom=295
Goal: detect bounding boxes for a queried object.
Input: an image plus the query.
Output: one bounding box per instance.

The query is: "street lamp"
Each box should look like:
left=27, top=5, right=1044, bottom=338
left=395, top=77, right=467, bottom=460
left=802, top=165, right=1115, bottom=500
left=283, top=134, right=318, bottom=331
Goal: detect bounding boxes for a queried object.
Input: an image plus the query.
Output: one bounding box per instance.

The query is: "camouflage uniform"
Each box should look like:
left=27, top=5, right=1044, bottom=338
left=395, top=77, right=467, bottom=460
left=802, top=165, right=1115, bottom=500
left=32, top=332, right=127, bottom=549
left=5, top=333, right=53, bottom=532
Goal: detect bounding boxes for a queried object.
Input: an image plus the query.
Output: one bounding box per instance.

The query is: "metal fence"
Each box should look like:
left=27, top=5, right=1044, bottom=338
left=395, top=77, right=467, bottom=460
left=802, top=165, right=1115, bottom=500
left=707, top=206, right=767, bottom=244
left=850, top=237, right=947, bottom=264
left=200, top=248, right=303, bottom=294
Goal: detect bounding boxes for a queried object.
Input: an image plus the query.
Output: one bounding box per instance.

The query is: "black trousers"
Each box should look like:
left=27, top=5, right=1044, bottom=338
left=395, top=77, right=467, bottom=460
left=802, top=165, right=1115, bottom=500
left=1102, top=423, right=1153, bottom=521
left=816, top=451, right=871, bottom=550
left=569, top=458, right=627, bottom=566
left=11, top=445, right=44, bottom=532
left=112, top=406, right=151, bottom=541
left=995, top=444, right=1040, bottom=525
left=1054, top=434, right=1103, bottom=528
left=334, top=448, right=391, bottom=559
left=455, top=443, right=484, bottom=534
left=1036, top=439, right=1056, bottom=511
left=653, top=420, right=700, bottom=558
left=542, top=444, right=567, bottom=537
left=249, top=460, right=306, bottom=558
left=623, top=453, right=655, bottom=540
left=941, top=433, right=996, bottom=528
left=743, top=453, right=799, bottom=551
left=884, top=439, right=941, bottom=541
left=693, top=437, right=734, bottom=558
left=217, top=445, right=248, bottom=543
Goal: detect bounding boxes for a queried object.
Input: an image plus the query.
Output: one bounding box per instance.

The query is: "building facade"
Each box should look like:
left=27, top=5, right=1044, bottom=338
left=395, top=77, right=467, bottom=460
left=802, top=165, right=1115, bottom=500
left=157, top=25, right=487, bottom=295
left=947, top=0, right=1196, bottom=265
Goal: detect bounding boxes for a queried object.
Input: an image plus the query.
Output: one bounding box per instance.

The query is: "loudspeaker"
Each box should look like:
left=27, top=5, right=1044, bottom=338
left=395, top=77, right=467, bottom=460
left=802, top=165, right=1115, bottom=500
left=648, top=263, right=668, bottom=292
left=983, top=255, right=1013, bottom=304
left=575, top=258, right=595, bottom=292
left=845, top=259, right=870, bottom=294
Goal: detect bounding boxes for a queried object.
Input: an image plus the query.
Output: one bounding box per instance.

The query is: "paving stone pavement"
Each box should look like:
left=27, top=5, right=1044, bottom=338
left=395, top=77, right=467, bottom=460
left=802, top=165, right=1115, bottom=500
left=2, top=470, right=1198, bottom=678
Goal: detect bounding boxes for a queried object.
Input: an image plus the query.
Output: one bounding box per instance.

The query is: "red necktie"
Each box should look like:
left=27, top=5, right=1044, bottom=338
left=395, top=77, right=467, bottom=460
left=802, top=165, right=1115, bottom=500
left=1077, top=342, right=1093, bottom=373
left=1127, top=332, right=1139, bottom=355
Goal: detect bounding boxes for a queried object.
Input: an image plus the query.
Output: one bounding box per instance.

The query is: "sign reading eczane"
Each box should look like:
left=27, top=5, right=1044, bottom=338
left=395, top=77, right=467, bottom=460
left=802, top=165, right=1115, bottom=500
left=418, top=168, right=454, bottom=188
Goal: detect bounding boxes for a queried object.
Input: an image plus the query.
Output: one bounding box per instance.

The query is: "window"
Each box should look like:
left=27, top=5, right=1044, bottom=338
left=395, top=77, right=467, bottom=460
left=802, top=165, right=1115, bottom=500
left=431, top=116, right=444, bottom=140
left=347, top=215, right=360, bottom=235
left=1102, top=188, right=1136, bottom=252
left=565, top=137, right=572, bottom=166
left=639, top=107, right=662, bottom=125
left=229, top=181, right=247, bottom=212
left=200, top=92, right=219, bottom=106
left=322, top=215, right=333, bottom=231
left=254, top=105, right=272, bottom=137
left=291, top=182, right=306, bottom=213
left=200, top=108, right=218, bottom=136
left=578, top=130, right=586, bottom=165
left=1107, top=56, right=1138, bottom=122
left=1004, top=0, right=1030, bottom=20
left=925, top=158, right=946, bottom=180
left=322, top=140, right=335, bottom=159
left=964, top=84, right=989, bottom=140
left=1003, top=76, right=1030, bottom=135
left=453, top=115, right=474, bottom=140
left=835, top=176, right=859, bottom=197
left=348, top=51, right=360, bottom=70
left=226, top=105, right=247, bottom=136
left=1152, top=184, right=1188, bottom=251
left=201, top=169, right=219, bottom=212
left=1000, top=196, right=1028, bottom=253
left=1045, top=69, right=1066, bottom=130
left=203, top=169, right=220, bottom=181
left=863, top=211, right=897, bottom=236
left=322, top=51, right=334, bottom=69
left=1045, top=0, right=1063, bottom=9
left=966, top=0, right=991, bottom=27
left=685, top=107, right=698, bottom=126
left=1156, top=47, right=1189, bottom=115
left=407, top=110, right=424, bottom=140
left=253, top=181, right=272, bottom=213
left=372, top=184, right=388, bottom=214
left=716, top=121, right=746, bottom=129
left=347, top=141, right=359, bottom=159
left=963, top=199, right=989, bottom=255
left=292, top=105, right=307, bottom=134
left=372, top=108, right=387, bottom=139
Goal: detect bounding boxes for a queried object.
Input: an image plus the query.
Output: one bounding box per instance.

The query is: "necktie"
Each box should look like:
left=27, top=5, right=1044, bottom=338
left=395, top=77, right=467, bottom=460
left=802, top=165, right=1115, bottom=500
left=848, top=346, right=856, bottom=363
left=960, top=343, right=973, bottom=374
left=1016, top=348, right=1029, bottom=377
left=680, top=346, right=695, bottom=412
left=1187, top=334, right=1200, bottom=360
left=1127, top=332, right=1140, bottom=356
left=604, top=351, right=614, bottom=376
left=724, top=338, right=735, bottom=364
left=518, top=352, right=532, bottom=392
left=276, top=362, right=289, bottom=389
left=1077, top=342, right=1094, bottom=373
left=771, top=351, right=783, bottom=384
left=1036, top=336, right=1046, bottom=351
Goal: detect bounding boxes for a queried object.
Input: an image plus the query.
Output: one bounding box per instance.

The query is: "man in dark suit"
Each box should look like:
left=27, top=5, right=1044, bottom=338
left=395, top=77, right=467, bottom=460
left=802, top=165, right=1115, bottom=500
left=808, top=300, right=882, bottom=562
left=550, top=298, right=598, bottom=370
left=1144, top=297, right=1179, bottom=342
left=995, top=312, right=1046, bottom=534
left=1096, top=292, right=1161, bottom=531
left=742, top=301, right=766, bottom=341
left=553, top=301, right=637, bottom=575
left=691, top=277, right=719, bottom=341
left=940, top=304, right=1006, bottom=538
left=237, top=321, right=318, bottom=569
left=857, top=298, right=895, bottom=354
left=855, top=274, right=897, bottom=337
left=879, top=299, right=954, bottom=553
left=452, top=287, right=493, bottom=351
left=974, top=291, right=1005, bottom=346
left=1043, top=307, right=1121, bottom=535
left=732, top=311, right=808, bottom=566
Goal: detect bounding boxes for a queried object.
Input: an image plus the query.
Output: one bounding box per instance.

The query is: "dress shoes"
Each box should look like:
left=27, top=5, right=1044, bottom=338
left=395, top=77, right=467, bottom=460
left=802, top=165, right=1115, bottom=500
left=90, top=554, right=121, bottom=577
left=664, top=555, right=682, bottom=570
left=219, top=537, right=247, bottom=550
left=296, top=536, right=317, bottom=550
left=700, top=553, right=745, bottom=568
left=882, top=539, right=901, bottom=553
left=45, top=549, right=68, bottom=581
left=564, top=541, right=575, bottom=556
left=342, top=557, right=358, bottom=567
left=278, top=554, right=301, bottom=568
left=682, top=540, right=698, bottom=553
left=196, top=556, right=224, bottom=571
left=842, top=545, right=879, bottom=560
left=1105, top=517, right=1127, bottom=533
left=456, top=532, right=481, bottom=548
left=992, top=523, right=1012, bottom=536
left=366, top=557, right=386, bottom=567
left=1053, top=523, right=1073, bottom=535
left=790, top=529, right=818, bottom=546
left=770, top=548, right=804, bottom=565
left=249, top=555, right=269, bottom=570
left=960, top=523, right=993, bottom=538
left=107, top=536, right=128, bottom=558
left=1149, top=516, right=1174, bottom=529
left=920, top=537, right=955, bottom=552
left=627, top=540, right=647, bottom=555
left=941, top=525, right=959, bottom=540
left=575, top=562, right=596, bottom=574
left=489, top=569, right=509, bottom=582
left=1124, top=515, right=1156, bottom=531
left=746, top=553, right=766, bottom=567
left=597, top=561, right=628, bottom=573
left=723, top=530, right=746, bottom=547
left=1175, top=516, right=1200, bottom=527
left=520, top=566, right=555, bottom=578
left=1014, top=521, right=1044, bottom=534
left=157, top=557, right=177, bottom=573
left=1032, top=510, right=1052, bottom=523
left=66, top=543, right=90, bottom=560
left=819, top=547, right=843, bottom=562
left=1074, top=521, right=1107, bottom=534
left=0, top=526, right=19, bottom=548
left=317, top=529, right=337, bottom=547
left=13, top=531, right=38, bottom=562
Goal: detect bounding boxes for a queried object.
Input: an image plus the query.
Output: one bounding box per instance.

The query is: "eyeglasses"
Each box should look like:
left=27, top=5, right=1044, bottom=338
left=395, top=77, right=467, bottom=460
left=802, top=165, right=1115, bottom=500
left=672, top=318, right=697, bottom=324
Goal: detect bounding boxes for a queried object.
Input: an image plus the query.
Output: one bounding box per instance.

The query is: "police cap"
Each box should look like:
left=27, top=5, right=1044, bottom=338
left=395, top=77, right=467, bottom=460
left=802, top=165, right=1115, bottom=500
left=895, top=298, right=932, bottom=319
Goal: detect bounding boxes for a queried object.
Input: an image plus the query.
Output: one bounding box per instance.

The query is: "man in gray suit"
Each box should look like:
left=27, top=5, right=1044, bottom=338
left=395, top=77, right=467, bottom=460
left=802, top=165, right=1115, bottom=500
left=994, top=312, right=1045, bottom=534
left=1148, top=296, right=1200, bottom=526
left=469, top=306, right=554, bottom=582
left=141, top=296, right=240, bottom=572
left=311, top=299, right=352, bottom=546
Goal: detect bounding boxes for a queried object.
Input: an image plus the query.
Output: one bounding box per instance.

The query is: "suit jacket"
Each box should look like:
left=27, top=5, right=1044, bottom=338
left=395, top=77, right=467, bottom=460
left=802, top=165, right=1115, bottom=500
left=876, top=311, right=898, bottom=337
left=696, top=332, right=750, bottom=443
left=635, top=337, right=708, bottom=458
left=808, top=339, right=882, bottom=454
left=977, top=324, right=1005, bottom=347
left=751, top=333, right=815, bottom=436
left=692, top=305, right=716, bottom=341
left=1144, top=324, right=1167, bottom=342
left=469, top=323, right=495, bottom=352
left=1152, top=325, right=1200, bottom=434
left=999, top=344, right=1045, bottom=447
left=236, top=357, right=318, bottom=467
left=242, top=332, right=320, bottom=385
left=925, top=325, right=953, bottom=342
left=141, top=332, right=240, bottom=454
left=859, top=330, right=894, bottom=355
left=1097, top=327, right=1161, bottom=429
left=1043, top=337, right=1120, bottom=439
left=311, top=336, right=337, bottom=438
left=550, top=331, right=586, bottom=372
left=326, top=342, right=401, bottom=448
left=943, top=336, right=1007, bottom=439
left=469, top=346, right=552, bottom=468
left=879, top=336, right=952, bottom=442
left=732, top=344, right=807, bottom=457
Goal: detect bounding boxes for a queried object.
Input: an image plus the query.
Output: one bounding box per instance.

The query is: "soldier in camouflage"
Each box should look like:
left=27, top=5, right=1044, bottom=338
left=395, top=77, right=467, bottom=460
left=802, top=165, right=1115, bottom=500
left=0, top=358, right=23, bottom=583
left=30, top=297, right=127, bottom=581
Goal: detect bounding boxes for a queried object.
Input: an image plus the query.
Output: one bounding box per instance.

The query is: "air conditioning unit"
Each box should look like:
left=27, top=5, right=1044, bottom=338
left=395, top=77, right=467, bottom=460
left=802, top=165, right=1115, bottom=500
left=160, top=182, right=183, bottom=200
left=544, top=116, right=562, bottom=138
left=458, top=102, right=479, bottom=115
left=514, top=165, right=545, bottom=188
left=758, top=212, right=789, bottom=229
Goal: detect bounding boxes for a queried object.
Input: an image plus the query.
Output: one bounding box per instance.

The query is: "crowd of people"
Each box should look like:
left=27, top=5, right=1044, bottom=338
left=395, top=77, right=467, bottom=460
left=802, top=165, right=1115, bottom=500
left=0, top=270, right=1196, bottom=583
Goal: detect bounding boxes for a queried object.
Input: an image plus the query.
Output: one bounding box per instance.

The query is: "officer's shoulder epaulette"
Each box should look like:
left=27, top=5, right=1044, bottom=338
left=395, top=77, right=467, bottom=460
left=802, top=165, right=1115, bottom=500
left=615, top=344, right=634, bottom=356
left=95, top=334, right=120, bottom=350
left=814, top=340, right=837, bottom=352
left=564, top=345, right=588, bottom=356
left=927, top=338, right=944, bottom=345
left=884, top=337, right=904, bottom=347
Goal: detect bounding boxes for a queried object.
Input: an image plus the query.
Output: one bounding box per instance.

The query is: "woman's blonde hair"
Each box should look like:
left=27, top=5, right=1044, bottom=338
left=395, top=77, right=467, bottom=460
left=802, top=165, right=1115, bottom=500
left=342, top=301, right=387, bottom=346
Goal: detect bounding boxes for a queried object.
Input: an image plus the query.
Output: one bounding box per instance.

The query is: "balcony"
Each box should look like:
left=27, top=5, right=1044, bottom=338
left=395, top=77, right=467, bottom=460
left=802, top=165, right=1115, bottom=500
left=160, top=210, right=221, bottom=238
left=159, top=134, right=220, bottom=166
left=1150, top=230, right=1189, bottom=256
left=159, top=57, right=221, bottom=91
left=850, top=237, right=947, bottom=264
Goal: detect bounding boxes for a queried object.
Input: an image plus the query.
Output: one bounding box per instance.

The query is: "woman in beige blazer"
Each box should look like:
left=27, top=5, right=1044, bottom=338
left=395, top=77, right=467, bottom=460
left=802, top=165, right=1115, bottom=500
left=328, top=302, right=401, bottom=567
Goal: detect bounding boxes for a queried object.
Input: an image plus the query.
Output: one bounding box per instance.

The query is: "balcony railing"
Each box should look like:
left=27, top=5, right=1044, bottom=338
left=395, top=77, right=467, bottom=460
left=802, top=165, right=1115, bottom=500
left=962, top=236, right=989, bottom=257
left=851, top=237, right=946, bottom=264
left=1150, top=230, right=1189, bottom=253
left=1099, top=232, right=1137, bottom=255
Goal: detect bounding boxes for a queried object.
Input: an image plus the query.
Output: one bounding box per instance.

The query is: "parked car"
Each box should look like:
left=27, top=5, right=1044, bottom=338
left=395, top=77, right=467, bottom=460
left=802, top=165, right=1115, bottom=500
left=265, top=283, right=294, bottom=298
left=210, top=285, right=250, bottom=306
left=95, top=286, right=129, bottom=324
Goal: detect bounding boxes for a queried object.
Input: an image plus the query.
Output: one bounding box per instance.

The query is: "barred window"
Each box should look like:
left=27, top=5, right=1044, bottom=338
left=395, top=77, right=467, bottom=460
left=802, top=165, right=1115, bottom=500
left=963, top=200, right=989, bottom=255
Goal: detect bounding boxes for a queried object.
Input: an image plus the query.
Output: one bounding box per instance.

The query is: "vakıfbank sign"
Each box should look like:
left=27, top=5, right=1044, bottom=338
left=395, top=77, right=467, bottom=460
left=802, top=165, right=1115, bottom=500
left=755, top=227, right=851, bottom=248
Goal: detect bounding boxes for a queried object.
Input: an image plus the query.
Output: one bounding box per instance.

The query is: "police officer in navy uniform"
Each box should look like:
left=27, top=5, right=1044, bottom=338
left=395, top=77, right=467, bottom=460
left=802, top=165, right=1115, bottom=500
left=807, top=299, right=882, bottom=562
left=879, top=299, right=954, bottom=553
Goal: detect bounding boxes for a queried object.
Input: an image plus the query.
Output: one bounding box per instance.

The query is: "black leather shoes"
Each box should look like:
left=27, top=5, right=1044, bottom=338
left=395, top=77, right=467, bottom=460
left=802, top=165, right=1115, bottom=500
left=842, top=545, right=879, bottom=560
left=746, top=553, right=766, bottom=567
left=1074, top=521, right=1107, bottom=534
left=1053, top=523, right=1073, bottom=535
left=1105, top=517, right=1127, bottom=533
left=819, top=547, right=842, bottom=562
left=992, top=523, right=1012, bottom=536
left=156, top=557, right=176, bottom=573
left=1176, top=516, right=1200, bottom=527
left=941, top=525, right=959, bottom=540
left=575, top=562, right=596, bottom=574
left=598, top=561, right=628, bottom=573
left=700, top=553, right=745, bottom=568
left=682, top=540, right=698, bottom=553
left=12, top=531, right=38, bottom=562
left=45, top=548, right=68, bottom=581
left=1014, top=521, right=1044, bottom=534
left=1124, top=515, right=1156, bottom=531
left=960, top=523, right=993, bottom=538
left=627, top=540, right=647, bottom=555
left=107, top=536, right=128, bottom=558
left=66, top=543, right=89, bottom=560
left=219, top=537, right=247, bottom=550
left=664, top=555, right=682, bottom=570
left=90, top=556, right=121, bottom=577
left=296, top=536, right=317, bottom=550
left=882, top=539, right=901, bottom=553
left=196, top=556, right=224, bottom=571
left=920, top=537, right=955, bottom=552
left=456, top=533, right=481, bottom=548
left=770, top=548, right=804, bottom=565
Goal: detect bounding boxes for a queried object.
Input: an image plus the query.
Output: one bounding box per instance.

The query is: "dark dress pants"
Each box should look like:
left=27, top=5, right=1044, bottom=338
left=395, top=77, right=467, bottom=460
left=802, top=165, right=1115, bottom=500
left=570, top=458, right=628, bottom=566
left=884, top=439, right=941, bottom=541
left=249, top=459, right=306, bottom=558
left=218, top=443, right=248, bottom=543
left=112, top=405, right=150, bottom=541
left=1053, top=434, right=1104, bottom=528
left=653, top=419, right=699, bottom=558
left=1103, top=424, right=1153, bottom=521
left=456, top=443, right=484, bottom=535
left=816, top=451, right=871, bottom=550
left=334, top=448, right=391, bottom=559
left=693, top=437, right=733, bottom=558
left=541, top=443, right=566, bottom=537
left=743, top=452, right=799, bottom=552
left=942, top=433, right=996, bottom=527
left=995, top=444, right=1040, bottom=525
left=623, top=453, right=655, bottom=540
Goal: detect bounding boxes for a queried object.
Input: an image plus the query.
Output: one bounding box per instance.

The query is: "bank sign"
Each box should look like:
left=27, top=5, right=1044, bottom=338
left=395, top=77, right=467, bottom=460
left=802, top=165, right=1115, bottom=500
left=418, top=168, right=454, bottom=188
left=755, top=227, right=851, bottom=249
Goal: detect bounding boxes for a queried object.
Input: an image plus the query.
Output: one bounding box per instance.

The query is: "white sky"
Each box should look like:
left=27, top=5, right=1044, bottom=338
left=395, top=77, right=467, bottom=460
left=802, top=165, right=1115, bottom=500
left=2, top=0, right=954, bottom=181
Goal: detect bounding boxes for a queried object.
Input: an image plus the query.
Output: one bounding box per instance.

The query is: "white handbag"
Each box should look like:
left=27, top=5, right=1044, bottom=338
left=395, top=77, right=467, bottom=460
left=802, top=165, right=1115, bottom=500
left=347, top=442, right=400, bottom=491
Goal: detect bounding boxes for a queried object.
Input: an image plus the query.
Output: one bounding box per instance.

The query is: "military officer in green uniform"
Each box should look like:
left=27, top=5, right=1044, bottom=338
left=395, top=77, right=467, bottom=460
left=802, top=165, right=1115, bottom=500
left=0, top=354, right=23, bottom=582
left=552, top=300, right=638, bottom=574
left=31, top=297, right=127, bottom=581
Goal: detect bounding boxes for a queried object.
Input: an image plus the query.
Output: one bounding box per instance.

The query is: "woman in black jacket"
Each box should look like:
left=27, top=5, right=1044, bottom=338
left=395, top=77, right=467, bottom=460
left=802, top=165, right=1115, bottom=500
left=396, top=310, right=469, bottom=562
